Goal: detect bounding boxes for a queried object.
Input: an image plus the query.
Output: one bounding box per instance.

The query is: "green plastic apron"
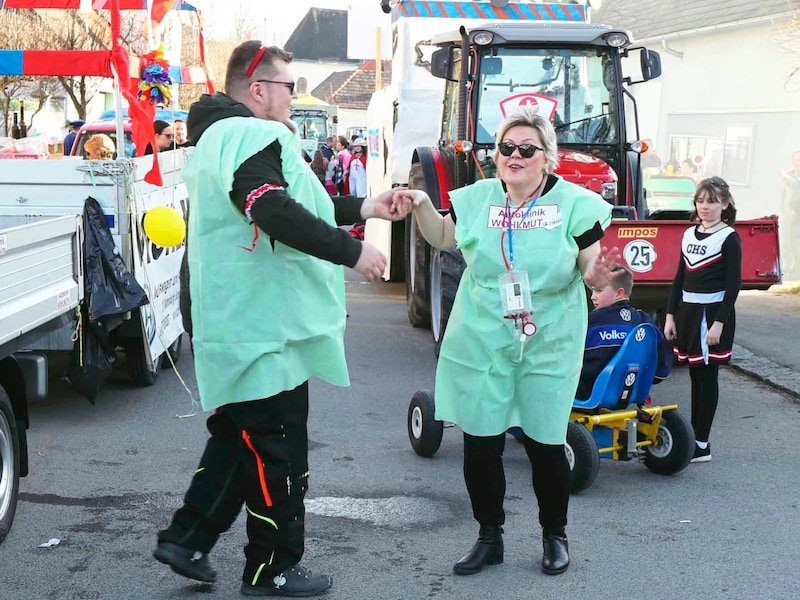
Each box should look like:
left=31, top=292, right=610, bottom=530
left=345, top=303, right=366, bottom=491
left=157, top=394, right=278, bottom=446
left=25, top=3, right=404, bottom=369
left=182, top=117, right=349, bottom=412
left=434, top=177, right=612, bottom=443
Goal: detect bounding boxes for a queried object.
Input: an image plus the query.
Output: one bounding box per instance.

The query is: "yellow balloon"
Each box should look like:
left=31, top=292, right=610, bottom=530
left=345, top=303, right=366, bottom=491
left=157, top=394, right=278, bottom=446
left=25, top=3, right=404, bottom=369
left=143, top=206, right=186, bottom=247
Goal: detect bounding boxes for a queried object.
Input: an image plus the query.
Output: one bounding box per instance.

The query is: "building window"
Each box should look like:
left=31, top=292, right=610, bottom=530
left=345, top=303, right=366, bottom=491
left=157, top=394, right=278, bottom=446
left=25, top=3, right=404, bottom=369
left=721, top=125, right=754, bottom=186
left=669, top=134, right=723, bottom=178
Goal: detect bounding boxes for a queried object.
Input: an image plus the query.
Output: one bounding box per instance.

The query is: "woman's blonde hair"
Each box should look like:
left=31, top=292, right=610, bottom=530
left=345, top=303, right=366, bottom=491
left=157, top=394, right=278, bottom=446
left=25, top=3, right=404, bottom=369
left=492, top=106, right=559, bottom=174
left=84, top=133, right=115, bottom=160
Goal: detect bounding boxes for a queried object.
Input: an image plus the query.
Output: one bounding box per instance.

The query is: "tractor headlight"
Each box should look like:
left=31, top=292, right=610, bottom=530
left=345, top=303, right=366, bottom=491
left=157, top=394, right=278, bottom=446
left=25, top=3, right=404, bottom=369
left=604, top=32, right=629, bottom=47
left=474, top=31, right=494, bottom=46
left=601, top=182, right=617, bottom=200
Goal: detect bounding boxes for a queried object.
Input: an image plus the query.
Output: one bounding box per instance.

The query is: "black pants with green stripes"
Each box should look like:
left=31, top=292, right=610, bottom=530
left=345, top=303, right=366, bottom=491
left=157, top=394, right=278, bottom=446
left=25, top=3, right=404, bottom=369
left=158, top=381, right=310, bottom=583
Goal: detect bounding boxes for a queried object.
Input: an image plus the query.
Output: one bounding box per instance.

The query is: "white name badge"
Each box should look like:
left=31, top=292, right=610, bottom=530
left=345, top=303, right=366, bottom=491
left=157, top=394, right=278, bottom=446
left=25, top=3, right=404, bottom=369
left=487, top=204, right=562, bottom=230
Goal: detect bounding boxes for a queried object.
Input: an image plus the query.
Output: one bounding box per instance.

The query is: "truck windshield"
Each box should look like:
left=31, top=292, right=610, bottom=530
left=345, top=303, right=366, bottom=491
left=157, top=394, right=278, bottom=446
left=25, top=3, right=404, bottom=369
left=290, top=113, right=328, bottom=144
left=475, top=47, right=617, bottom=147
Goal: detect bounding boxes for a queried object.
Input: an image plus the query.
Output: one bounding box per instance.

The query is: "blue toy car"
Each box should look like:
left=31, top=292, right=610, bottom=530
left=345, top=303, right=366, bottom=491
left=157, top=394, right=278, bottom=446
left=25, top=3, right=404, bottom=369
left=407, top=323, right=694, bottom=494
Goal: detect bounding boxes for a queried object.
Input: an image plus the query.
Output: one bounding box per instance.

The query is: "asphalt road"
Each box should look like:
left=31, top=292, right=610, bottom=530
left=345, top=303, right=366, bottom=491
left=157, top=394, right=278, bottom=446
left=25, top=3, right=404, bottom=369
left=0, top=277, right=799, bottom=600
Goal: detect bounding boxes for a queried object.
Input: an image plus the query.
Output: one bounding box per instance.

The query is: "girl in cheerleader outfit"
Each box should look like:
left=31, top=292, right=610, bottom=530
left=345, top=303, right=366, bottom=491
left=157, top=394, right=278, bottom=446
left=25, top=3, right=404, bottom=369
left=664, top=176, right=742, bottom=463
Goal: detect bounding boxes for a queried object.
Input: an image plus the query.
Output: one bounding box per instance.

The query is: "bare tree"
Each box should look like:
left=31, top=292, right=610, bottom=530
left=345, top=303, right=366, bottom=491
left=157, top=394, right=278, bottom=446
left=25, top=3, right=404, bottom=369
left=176, top=0, right=259, bottom=103
left=36, top=10, right=114, bottom=119
left=773, top=3, right=800, bottom=92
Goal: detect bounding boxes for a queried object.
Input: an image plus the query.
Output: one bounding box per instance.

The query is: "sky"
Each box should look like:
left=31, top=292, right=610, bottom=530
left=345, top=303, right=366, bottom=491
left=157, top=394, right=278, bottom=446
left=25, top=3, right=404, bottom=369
left=188, top=0, right=382, bottom=46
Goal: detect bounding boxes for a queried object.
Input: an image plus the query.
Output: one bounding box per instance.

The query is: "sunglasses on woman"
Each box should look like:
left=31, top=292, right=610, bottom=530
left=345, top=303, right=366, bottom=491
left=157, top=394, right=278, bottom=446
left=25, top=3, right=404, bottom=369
left=498, top=141, right=543, bottom=158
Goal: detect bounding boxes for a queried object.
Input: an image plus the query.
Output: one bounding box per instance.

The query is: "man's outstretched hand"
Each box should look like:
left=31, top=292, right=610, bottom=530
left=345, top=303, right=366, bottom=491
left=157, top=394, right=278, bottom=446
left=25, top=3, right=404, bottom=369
left=361, top=188, right=415, bottom=221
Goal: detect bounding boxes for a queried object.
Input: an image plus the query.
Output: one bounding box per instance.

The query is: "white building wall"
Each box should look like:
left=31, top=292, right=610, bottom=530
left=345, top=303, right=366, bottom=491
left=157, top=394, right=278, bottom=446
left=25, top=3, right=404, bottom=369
left=638, top=20, right=800, bottom=220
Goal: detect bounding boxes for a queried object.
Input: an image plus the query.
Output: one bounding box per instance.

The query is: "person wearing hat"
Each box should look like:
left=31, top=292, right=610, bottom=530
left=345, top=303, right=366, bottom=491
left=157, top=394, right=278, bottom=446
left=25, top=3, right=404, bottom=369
left=63, top=119, right=84, bottom=155
left=348, top=137, right=368, bottom=198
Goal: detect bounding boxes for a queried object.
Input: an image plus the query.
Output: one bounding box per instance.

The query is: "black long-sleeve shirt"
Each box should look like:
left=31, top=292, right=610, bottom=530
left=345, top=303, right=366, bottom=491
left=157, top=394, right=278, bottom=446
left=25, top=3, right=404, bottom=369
left=666, top=226, right=742, bottom=323
left=229, top=140, right=364, bottom=267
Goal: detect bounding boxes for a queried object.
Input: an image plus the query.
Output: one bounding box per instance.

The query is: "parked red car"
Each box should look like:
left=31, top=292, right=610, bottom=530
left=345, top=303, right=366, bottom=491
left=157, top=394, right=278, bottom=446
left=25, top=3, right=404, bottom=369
left=70, top=108, right=189, bottom=158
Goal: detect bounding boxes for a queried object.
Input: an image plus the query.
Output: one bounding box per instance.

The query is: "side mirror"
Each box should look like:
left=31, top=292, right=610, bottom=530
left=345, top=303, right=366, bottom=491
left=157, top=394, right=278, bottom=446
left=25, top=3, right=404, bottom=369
left=430, top=48, right=454, bottom=80
left=640, top=48, right=662, bottom=81
left=622, top=47, right=662, bottom=85
left=482, top=56, right=503, bottom=75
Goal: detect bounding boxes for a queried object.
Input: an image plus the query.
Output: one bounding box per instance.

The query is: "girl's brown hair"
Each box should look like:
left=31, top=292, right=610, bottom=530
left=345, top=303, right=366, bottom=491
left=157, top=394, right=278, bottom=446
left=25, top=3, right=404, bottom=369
left=690, top=176, right=737, bottom=225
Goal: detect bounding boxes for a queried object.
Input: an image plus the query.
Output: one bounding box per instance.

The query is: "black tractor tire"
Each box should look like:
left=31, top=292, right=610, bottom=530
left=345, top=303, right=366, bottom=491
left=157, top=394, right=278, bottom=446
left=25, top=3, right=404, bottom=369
left=565, top=422, right=600, bottom=494
left=124, top=340, right=161, bottom=387
left=405, top=163, right=431, bottom=328
left=642, top=409, right=694, bottom=475
left=0, top=387, right=20, bottom=544
left=430, top=248, right=465, bottom=357
left=407, top=390, right=444, bottom=458
left=388, top=220, right=406, bottom=282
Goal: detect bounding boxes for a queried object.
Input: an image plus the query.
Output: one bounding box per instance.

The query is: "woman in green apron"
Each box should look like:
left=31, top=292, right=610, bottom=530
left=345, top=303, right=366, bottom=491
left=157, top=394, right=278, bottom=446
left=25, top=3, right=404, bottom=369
left=405, top=107, right=618, bottom=577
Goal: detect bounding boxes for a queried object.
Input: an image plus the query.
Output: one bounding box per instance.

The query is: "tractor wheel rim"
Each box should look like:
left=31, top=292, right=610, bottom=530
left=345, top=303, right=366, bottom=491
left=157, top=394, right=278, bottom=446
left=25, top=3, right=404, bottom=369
left=430, top=251, right=441, bottom=341
left=409, top=217, right=418, bottom=295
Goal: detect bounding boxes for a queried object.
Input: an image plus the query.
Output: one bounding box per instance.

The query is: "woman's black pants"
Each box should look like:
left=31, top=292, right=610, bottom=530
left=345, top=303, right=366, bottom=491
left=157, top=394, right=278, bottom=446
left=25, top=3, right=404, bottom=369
left=463, top=431, right=570, bottom=534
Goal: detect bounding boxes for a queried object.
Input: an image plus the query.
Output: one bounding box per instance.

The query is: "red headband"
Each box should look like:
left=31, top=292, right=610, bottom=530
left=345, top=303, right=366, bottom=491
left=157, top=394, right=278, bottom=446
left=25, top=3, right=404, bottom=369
left=246, top=46, right=267, bottom=78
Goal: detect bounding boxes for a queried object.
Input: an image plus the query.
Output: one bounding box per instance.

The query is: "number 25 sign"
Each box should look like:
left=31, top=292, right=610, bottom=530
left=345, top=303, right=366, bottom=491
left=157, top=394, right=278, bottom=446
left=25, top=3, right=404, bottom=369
left=623, top=239, right=658, bottom=273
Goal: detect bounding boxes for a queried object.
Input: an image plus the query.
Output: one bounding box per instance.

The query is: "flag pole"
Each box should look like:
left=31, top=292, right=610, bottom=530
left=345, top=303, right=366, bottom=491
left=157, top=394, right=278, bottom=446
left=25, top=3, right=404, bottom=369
left=375, top=26, right=381, bottom=92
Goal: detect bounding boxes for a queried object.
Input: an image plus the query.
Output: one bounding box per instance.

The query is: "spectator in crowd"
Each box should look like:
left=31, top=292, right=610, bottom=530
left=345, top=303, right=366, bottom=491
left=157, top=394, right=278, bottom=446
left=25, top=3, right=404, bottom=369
left=83, top=133, right=116, bottom=160
left=63, top=120, right=84, bottom=155
left=143, top=120, right=174, bottom=155
left=310, top=148, right=328, bottom=184
left=778, top=150, right=800, bottom=279
left=348, top=138, right=367, bottom=198
left=173, top=119, right=190, bottom=147
left=334, top=135, right=351, bottom=195
left=321, top=135, right=335, bottom=161
left=681, top=158, right=701, bottom=183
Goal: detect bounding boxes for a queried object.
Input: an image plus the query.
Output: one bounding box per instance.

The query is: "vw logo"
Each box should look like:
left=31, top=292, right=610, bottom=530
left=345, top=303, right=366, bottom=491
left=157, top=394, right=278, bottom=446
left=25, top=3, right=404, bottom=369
left=625, top=373, right=637, bottom=386
left=635, top=327, right=646, bottom=342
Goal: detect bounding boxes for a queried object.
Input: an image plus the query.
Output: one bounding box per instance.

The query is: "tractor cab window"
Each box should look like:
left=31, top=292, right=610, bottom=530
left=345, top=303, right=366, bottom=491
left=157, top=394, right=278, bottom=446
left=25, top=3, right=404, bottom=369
left=475, top=47, right=618, bottom=147
left=440, top=47, right=463, bottom=148
left=290, top=113, right=328, bottom=145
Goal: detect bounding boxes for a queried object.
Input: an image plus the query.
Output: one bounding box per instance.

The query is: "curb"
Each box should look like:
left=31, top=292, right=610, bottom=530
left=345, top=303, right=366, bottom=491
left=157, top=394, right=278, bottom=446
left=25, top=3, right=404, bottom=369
left=729, top=343, right=800, bottom=401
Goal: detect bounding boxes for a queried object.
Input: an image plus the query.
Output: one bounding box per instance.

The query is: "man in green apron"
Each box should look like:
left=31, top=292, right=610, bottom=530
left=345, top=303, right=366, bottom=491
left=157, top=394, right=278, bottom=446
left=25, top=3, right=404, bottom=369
left=153, top=42, right=409, bottom=597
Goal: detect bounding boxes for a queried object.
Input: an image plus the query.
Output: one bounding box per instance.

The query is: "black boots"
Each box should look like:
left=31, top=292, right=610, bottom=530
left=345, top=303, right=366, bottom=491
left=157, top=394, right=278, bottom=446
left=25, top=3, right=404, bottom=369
left=541, top=531, right=570, bottom=575
left=453, top=525, right=504, bottom=575
left=453, top=526, right=569, bottom=575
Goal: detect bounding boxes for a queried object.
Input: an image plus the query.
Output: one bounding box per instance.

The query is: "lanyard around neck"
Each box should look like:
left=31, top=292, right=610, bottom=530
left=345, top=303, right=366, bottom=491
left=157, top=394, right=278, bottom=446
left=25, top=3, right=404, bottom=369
left=504, top=179, right=546, bottom=270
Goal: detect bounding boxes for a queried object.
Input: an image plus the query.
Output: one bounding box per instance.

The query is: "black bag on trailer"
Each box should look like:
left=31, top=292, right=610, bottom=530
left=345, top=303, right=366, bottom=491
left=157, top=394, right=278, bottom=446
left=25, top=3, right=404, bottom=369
left=83, top=196, right=148, bottom=321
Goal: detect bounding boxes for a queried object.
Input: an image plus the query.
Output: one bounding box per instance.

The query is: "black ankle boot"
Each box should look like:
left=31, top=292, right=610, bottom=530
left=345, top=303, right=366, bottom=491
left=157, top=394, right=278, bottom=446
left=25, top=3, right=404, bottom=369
left=453, top=525, right=504, bottom=575
left=541, top=531, right=569, bottom=575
